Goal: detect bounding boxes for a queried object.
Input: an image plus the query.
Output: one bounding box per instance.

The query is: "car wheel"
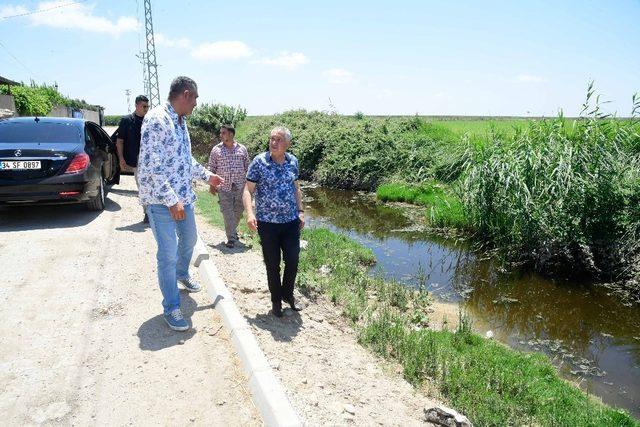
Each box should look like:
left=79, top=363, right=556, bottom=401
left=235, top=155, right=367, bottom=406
left=86, top=176, right=106, bottom=211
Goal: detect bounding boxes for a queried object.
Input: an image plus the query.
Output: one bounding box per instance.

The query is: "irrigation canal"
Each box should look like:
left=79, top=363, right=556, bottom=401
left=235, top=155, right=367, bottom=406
left=302, top=184, right=640, bottom=418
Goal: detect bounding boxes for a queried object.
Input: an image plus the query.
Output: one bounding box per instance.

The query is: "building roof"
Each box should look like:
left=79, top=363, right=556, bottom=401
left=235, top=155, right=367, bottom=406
left=0, top=76, right=20, bottom=86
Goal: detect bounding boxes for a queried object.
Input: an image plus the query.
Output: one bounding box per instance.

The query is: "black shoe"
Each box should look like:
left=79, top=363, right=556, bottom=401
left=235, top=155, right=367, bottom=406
left=143, top=213, right=149, bottom=224
left=283, top=297, right=302, bottom=312
left=272, top=304, right=283, bottom=318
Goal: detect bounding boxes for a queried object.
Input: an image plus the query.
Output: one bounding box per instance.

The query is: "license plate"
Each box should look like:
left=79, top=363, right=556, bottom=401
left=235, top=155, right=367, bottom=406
left=0, top=160, right=41, bottom=170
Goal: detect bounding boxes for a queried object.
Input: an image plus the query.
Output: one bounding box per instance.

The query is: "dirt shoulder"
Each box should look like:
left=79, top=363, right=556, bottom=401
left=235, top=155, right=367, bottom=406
left=0, top=176, right=260, bottom=426
left=195, top=210, right=452, bottom=425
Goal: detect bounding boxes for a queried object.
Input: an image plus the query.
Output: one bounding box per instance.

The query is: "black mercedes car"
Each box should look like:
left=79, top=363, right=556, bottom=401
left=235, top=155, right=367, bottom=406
left=0, top=117, right=120, bottom=211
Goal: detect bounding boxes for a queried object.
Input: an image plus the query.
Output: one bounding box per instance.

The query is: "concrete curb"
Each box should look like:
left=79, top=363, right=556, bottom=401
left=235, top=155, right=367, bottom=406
left=192, top=235, right=303, bottom=427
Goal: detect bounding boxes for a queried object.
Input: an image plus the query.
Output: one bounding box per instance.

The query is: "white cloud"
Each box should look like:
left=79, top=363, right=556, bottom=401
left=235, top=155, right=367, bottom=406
left=155, top=33, right=192, bottom=49
left=5, top=1, right=140, bottom=36
left=191, top=41, right=253, bottom=61
left=0, top=5, right=28, bottom=18
left=254, top=52, right=309, bottom=71
left=516, top=74, right=546, bottom=83
left=323, top=68, right=354, bottom=84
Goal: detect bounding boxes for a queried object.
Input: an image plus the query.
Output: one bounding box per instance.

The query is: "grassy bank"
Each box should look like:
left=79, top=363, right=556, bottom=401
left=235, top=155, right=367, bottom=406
left=376, top=181, right=468, bottom=230
left=194, top=190, right=637, bottom=425
left=297, top=229, right=638, bottom=426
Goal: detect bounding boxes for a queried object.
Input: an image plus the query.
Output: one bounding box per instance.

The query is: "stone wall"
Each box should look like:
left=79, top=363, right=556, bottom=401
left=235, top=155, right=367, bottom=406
left=0, top=94, right=16, bottom=114
left=47, top=105, right=102, bottom=124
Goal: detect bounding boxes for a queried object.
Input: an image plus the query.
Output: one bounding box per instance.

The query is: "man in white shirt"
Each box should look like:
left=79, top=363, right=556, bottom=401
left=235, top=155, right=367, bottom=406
left=137, top=76, right=224, bottom=331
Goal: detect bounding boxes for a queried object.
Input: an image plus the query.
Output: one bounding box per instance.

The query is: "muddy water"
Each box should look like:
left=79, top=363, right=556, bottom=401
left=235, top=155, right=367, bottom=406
left=302, top=185, right=640, bottom=418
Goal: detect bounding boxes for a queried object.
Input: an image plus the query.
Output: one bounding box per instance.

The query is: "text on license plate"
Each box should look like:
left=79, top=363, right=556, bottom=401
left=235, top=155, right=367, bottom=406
left=0, top=160, right=41, bottom=170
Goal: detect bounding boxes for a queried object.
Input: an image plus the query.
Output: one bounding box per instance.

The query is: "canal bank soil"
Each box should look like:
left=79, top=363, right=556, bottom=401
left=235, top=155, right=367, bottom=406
left=195, top=213, right=460, bottom=426
left=0, top=176, right=260, bottom=425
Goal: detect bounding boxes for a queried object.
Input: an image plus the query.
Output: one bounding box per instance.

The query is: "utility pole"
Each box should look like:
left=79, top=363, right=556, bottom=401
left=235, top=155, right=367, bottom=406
left=135, top=51, right=150, bottom=101
left=143, top=0, right=160, bottom=107
left=125, top=89, right=131, bottom=113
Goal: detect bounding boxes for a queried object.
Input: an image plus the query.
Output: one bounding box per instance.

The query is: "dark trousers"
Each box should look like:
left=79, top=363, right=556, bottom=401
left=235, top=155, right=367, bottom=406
left=257, top=219, right=301, bottom=307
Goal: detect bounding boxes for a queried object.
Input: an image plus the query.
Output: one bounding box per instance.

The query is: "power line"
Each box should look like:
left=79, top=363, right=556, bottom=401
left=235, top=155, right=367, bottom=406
left=0, top=0, right=87, bottom=20
left=0, top=40, right=37, bottom=79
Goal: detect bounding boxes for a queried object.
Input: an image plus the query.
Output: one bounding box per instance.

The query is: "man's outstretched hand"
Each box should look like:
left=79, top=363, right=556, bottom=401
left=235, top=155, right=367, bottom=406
left=208, top=174, right=224, bottom=187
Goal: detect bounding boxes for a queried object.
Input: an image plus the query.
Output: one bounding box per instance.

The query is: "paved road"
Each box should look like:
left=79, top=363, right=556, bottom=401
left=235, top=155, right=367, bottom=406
left=0, top=176, right=259, bottom=425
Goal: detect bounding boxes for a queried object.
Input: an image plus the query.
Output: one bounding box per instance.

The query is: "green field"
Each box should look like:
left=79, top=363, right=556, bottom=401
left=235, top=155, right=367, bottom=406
left=237, top=115, right=529, bottom=139
left=427, top=118, right=528, bottom=136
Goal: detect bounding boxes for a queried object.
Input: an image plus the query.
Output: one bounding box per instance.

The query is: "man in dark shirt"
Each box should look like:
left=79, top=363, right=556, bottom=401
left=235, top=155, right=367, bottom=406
left=116, top=94, right=149, bottom=221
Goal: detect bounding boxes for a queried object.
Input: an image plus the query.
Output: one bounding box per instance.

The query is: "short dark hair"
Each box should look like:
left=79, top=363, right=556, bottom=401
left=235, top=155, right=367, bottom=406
left=135, top=95, right=149, bottom=105
left=168, top=76, right=197, bottom=100
left=221, top=124, right=235, bottom=135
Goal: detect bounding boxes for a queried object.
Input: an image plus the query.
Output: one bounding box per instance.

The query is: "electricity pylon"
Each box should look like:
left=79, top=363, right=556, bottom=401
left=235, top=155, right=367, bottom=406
left=143, top=0, right=160, bottom=107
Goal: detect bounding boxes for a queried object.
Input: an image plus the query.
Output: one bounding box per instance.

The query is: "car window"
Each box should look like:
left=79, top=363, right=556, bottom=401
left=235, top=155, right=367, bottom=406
left=88, top=124, right=109, bottom=147
left=0, top=121, right=82, bottom=144
left=85, top=125, right=96, bottom=148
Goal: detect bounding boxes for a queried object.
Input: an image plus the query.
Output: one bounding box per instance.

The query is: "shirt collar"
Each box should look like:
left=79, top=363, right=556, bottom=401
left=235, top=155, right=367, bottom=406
left=165, top=102, right=184, bottom=127
left=221, top=141, right=238, bottom=150
left=267, top=151, right=290, bottom=164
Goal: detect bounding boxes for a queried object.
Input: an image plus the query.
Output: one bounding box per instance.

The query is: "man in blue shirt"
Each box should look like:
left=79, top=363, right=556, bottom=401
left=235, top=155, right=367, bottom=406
left=243, top=127, right=305, bottom=317
left=137, top=76, right=224, bottom=331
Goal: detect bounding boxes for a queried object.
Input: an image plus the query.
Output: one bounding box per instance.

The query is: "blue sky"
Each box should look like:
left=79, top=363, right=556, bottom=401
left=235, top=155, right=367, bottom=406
left=1, top=0, right=639, bottom=116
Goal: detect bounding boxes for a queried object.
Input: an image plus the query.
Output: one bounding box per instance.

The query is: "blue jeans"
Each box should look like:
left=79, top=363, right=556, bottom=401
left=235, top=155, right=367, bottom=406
left=146, top=203, right=197, bottom=315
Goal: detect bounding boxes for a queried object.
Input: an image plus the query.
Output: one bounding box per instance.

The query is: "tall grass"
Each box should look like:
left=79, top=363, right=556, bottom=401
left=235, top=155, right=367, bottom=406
left=462, top=89, right=640, bottom=283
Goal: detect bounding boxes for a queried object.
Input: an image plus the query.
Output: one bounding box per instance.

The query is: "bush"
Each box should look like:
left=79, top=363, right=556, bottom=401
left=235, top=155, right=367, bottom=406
left=189, top=103, right=247, bottom=134
left=189, top=126, right=214, bottom=164
left=188, top=103, right=247, bottom=160
left=104, top=115, right=122, bottom=126
left=238, top=111, right=471, bottom=189
left=0, top=82, right=101, bottom=116
left=0, top=84, right=61, bottom=116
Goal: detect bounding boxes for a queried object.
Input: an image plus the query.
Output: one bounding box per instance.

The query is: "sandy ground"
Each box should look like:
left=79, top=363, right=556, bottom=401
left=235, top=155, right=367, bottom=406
left=195, top=198, right=447, bottom=426
left=0, top=176, right=260, bottom=426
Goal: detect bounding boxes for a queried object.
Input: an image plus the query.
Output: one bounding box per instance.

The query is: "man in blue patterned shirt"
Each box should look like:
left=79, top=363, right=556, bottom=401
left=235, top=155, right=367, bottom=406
left=137, top=76, right=224, bottom=331
left=243, top=127, right=305, bottom=318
